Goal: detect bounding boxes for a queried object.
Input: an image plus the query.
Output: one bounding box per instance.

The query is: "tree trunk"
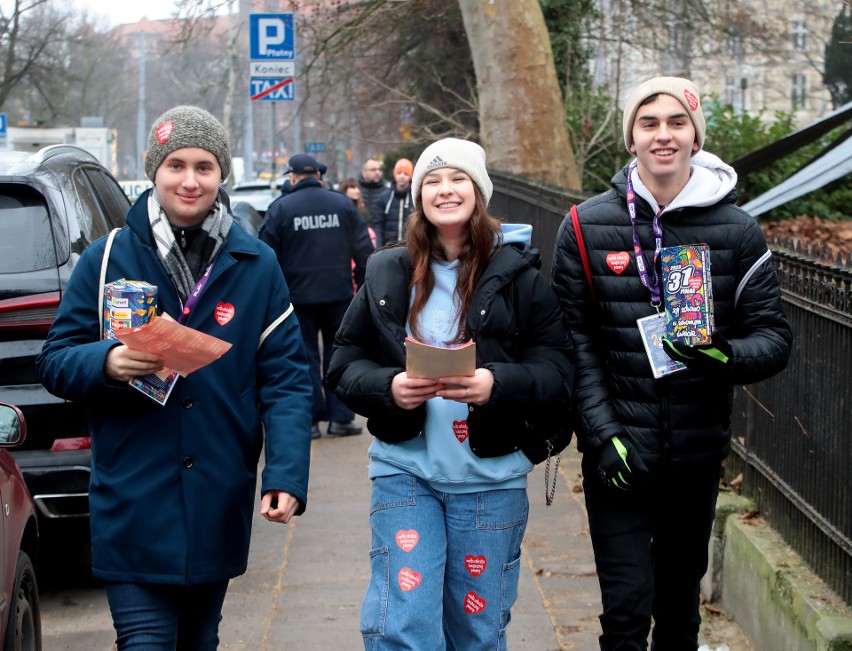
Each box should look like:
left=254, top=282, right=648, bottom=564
left=457, top=0, right=581, bottom=191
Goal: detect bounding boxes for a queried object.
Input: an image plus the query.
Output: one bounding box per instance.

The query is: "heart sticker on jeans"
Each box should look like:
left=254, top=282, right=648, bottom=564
left=396, top=530, right=419, bottom=552
left=464, top=555, right=487, bottom=577
left=398, top=567, right=421, bottom=592
left=453, top=420, right=468, bottom=443
left=464, top=591, right=486, bottom=614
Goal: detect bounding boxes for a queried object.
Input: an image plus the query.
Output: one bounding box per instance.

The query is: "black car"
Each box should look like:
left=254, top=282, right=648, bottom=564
left=0, top=145, right=129, bottom=557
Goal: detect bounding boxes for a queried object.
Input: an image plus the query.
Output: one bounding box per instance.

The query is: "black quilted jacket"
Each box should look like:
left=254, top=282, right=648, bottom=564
left=551, top=166, right=792, bottom=468
left=327, top=243, right=575, bottom=464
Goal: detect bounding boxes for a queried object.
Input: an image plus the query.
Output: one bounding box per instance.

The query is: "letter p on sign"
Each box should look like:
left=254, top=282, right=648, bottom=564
left=259, top=18, right=286, bottom=54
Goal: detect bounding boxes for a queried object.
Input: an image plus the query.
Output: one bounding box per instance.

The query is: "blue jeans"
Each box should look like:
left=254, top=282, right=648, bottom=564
left=361, top=473, right=529, bottom=650
left=106, top=581, right=229, bottom=650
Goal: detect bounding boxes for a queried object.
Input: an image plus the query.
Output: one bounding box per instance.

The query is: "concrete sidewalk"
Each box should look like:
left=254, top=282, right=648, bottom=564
left=220, top=418, right=601, bottom=650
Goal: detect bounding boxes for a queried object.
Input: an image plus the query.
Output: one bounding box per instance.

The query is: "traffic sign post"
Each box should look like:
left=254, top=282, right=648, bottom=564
left=305, top=142, right=325, bottom=153
left=249, top=13, right=295, bottom=103
left=0, top=113, right=7, bottom=146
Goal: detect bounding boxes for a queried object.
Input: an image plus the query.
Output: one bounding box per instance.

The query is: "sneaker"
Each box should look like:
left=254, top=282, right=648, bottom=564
left=311, top=424, right=321, bottom=439
left=326, top=421, right=363, bottom=437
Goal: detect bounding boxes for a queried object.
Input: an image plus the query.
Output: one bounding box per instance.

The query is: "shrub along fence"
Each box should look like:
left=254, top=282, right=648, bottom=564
left=490, top=169, right=852, bottom=607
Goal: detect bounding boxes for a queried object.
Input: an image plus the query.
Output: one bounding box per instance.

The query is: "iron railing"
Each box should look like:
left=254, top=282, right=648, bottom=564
left=490, top=170, right=852, bottom=606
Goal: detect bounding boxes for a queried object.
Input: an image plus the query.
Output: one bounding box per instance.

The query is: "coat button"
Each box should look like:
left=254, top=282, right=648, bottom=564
left=480, top=309, right=486, bottom=315
left=182, top=397, right=193, bottom=409
left=379, top=299, right=386, bottom=306
left=182, top=456, right=193, bottom=469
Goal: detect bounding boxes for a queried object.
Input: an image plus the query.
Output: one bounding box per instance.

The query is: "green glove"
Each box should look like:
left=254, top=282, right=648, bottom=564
left=662, top=333, right=732, bottom=371
left=596, top=435, right=648, bottom=490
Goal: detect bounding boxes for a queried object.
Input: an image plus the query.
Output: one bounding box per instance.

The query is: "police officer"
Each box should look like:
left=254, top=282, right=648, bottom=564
left=260, top=153, right=374, bottom=438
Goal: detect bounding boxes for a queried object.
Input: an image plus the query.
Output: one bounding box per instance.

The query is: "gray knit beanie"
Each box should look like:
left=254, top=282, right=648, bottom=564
left=411, top=138, right=493, bottom=206
left=622, top=77, right=705, bottom=153
left=145, top=105, right=231, bottom=182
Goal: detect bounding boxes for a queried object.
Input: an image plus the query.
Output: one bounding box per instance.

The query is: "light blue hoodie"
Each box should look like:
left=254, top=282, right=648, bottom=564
left=368, top=224, right=535, bottom=493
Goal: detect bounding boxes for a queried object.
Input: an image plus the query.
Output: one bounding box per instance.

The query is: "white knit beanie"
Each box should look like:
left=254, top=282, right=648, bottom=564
left=145, top=105, right=232, bottom=182
left=622, top=77, right=706, bottom=153
left=411, top=138, right=493, bottom=206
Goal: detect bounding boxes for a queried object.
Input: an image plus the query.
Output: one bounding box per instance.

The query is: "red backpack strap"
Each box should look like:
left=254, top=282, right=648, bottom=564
left=570, top=205, right=596, bottom=303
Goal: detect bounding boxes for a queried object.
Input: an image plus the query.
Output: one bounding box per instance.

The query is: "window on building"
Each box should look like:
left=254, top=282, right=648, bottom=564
left=792, top=74, right=808, bottom=109
left=791, top=20, right=808, bottom=52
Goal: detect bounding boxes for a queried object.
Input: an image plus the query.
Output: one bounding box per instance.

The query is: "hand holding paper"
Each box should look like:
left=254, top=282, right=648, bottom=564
left=113, top=314, right=232, bottom=377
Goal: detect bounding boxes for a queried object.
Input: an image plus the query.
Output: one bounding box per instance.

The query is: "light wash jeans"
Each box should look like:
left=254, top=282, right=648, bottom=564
left=361, top=473, right=529, bottom=650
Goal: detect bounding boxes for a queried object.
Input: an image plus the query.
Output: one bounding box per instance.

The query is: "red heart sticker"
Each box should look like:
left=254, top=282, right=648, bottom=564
left=396, top=530, right=419, bottom=552
left=688, top=275, right=703, bottom=290
left=464, top=591, right=486, bottom=614
left=684, top=89, right=699, bottom=111
left=155, top=120, right=174, bottom=144
left=464, top=555, right=487, bottom=577
left=606, top=252, right=630, bottom=274
left=215, top=302, right=235, bottom=325
left=453, top=420, right=468, bottom=443
left=398, top=567, right=421, bottom=592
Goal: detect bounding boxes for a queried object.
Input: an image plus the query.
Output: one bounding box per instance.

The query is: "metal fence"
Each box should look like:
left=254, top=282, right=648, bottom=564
left=490, top=170, right=852, bottom=606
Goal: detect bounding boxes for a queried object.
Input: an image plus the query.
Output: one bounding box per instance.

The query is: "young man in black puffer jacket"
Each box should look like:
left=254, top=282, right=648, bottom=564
left=552, top=76, right=792, bottom=651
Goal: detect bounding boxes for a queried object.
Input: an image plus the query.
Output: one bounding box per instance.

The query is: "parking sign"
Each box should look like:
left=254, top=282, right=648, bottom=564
left=0, top=113, right=6, bottom=144
left=250, top=14, right=294, bottom=61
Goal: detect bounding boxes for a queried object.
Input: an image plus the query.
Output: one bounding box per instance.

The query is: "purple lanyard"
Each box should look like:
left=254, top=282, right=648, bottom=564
left=176, top=262, right=215, bottom=324
left=625, top=162, right=664, bottom=308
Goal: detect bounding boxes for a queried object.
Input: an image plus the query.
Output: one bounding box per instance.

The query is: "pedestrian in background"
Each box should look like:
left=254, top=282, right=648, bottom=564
left=37, top=105, right=313, bottom=649
left=375, top=157, right=414, bottom=246
left=327, top=138, right=574, bottom=649
left=551, top=77, right=792, bottom=650
left=260, top=153, right=374, bottom=439
left=339, top=177, right=375, bottom=228
left=358, top=157, right=387, bottom=225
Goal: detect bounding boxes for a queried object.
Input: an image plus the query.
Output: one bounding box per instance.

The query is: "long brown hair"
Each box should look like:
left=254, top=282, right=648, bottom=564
left=406, top=188, right=502, bottom=344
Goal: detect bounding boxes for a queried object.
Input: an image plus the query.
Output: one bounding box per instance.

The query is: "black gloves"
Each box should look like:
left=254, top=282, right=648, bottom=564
left=596, top=435, right=648, bottom=490
left=662, top=333, right=732, bottom=372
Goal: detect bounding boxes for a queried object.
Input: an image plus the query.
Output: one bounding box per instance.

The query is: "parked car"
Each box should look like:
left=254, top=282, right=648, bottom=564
left=229, top=181, right=280, bottom=216
left=0, top=145, right=130, bottom=557
left=0, top=403, right=42, bottom=650
left=231, top=201, right=263, bottom=237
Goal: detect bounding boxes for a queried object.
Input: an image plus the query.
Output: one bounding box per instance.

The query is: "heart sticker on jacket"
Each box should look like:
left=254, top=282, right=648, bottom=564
left=465, top=555, right=487, bottom=577
left=398, top=567, right=421, bottom=591
left=215, top=302, right=235, bottom=325
left=396, top=530, right=419, bottom=552
left=606, top=252, right=630, bottom=274
left=453, top=420, right=468, bottom=443
left=464, top=591, right=486, bottom=614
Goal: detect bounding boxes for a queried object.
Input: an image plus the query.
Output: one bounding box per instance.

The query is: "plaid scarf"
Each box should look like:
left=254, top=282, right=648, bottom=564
left=148, top=190, right=232, bottom=301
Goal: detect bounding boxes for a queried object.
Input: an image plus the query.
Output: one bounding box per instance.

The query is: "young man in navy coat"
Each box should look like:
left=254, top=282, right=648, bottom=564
left=37, top=106, right=313, bottom=649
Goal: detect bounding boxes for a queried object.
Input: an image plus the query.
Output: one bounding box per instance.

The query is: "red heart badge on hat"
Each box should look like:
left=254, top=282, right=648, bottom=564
left=464, top=591, right=486, bottom=614
left=396, top=530, right=419, bottom=552
left=155, top=120, right=174, bottom=144
left=684, top=89, right=699, bottom=111
left=606, top=252, right=630, bottom=274
left=453, top=420, right=468, bottom=443
left=215, top=302, right=234, bottom=325
left=398, top=568, right=421, bottom=591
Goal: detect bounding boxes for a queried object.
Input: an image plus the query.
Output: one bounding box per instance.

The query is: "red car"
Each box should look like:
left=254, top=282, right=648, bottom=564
left=0, top=403, right=41, bottom=650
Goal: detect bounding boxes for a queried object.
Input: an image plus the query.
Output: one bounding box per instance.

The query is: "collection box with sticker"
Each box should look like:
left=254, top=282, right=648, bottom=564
left=102, top=279, right=158, bottom=340
left=660, top=244, right=714, bottom=346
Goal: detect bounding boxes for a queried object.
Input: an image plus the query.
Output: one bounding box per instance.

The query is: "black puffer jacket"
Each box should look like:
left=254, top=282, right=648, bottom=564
left=551, top=163, right=791, bottom=468
left=327, top=243, right=574, bottom=463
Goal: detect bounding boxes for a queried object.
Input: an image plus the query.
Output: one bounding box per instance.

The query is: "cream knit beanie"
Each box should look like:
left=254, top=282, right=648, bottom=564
left=411, top=138, right=493, bottom=206
left=622, top=77, right=705, bottom=153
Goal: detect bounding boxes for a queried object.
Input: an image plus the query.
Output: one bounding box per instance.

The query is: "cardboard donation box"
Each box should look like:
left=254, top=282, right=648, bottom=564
left=661, top=244, right=715, bottom=346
